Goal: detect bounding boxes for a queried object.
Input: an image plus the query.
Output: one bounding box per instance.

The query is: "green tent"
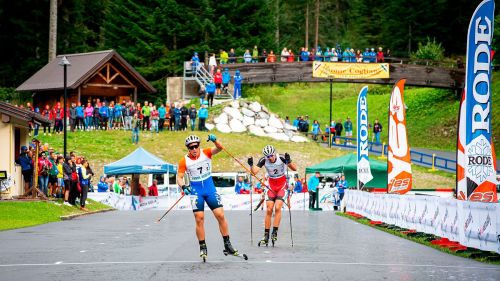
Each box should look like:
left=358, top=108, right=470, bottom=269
left=305, top=153, right=387, bottom=189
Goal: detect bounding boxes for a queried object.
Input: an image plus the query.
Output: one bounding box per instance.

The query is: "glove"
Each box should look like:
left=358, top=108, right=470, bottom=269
left=181, top=185, right=191, bottom=195
left=247, top=157, right=254, bottom=166
left=284, top=153, right=291, bottom=164
left=207, top=134, right=217, bottom=142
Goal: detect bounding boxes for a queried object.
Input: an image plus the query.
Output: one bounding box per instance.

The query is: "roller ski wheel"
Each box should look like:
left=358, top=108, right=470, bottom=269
left=271, top=232, right=277, bottom=247
left=223, top=250, right=248, bottom=260
left=200, top=246, right=208, bottom=263
left=258, top=234, right=269, bottom=247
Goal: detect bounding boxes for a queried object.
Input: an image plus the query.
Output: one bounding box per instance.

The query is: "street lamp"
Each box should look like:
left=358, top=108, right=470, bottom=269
left=329, top=78, right=333, bottom=148
left=59, top=56, right=71, bottom=157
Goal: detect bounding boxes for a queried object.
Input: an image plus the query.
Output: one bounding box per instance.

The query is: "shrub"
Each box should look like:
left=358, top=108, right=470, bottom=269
left=411, top=37, right=445, bottom=61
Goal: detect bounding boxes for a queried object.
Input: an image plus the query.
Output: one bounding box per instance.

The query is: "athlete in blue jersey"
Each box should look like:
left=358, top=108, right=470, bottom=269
left=177, top=134, right=239, bottom=261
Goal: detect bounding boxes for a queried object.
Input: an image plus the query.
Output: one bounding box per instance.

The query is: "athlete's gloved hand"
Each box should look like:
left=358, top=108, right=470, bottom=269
left=247, top=157, right=253, bottom=166
left=181, top=185, right=191, bottom=195
left=207, top=134, right=217, bottom=142
left=284, top=153, right=291, bottom=164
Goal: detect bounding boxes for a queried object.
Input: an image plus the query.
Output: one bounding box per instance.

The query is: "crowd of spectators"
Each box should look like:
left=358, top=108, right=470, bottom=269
left=15, top=141, right=94, bottom=211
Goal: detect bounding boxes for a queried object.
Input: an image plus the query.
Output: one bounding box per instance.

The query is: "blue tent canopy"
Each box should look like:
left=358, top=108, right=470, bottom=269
left=104, top=147, right=177, bottom=175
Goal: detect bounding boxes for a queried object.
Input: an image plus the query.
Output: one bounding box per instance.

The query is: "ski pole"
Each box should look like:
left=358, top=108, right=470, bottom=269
left=157, top=193, right=185, bottom=222
left=249, top=167, right=253, bottom=244
left=286, top=166, right=294, bottom=247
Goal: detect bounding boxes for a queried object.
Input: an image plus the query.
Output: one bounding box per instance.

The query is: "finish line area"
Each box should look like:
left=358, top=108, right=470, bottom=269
left=0, top=211, right=498, bottom=281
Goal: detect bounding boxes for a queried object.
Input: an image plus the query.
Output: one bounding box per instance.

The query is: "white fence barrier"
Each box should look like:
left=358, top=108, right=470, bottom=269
left=343, top=190, right=500, bottom=253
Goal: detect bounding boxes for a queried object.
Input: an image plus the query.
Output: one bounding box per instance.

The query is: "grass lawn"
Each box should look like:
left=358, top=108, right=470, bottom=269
left=0, top=199, right=111, bottom=231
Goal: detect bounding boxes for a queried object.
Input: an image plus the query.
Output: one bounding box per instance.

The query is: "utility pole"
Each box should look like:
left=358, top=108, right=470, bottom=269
left=48, top=0, right=57, bottom=62
left=314, top=0, right=320, bottom=49
left=305, top=3, right=309, bottom=49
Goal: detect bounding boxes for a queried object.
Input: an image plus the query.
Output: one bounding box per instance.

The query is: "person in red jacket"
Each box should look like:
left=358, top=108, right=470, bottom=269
left=138, top=183, right=147, bottom=197
left=52, top=102, right=64, bottom=134
left=214, top=68, right=223, bottom=96
left=148, top=180, right=159, bottom=196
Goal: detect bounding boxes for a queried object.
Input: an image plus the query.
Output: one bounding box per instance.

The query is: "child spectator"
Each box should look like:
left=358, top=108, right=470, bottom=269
left=243, top=49, right=252, bottom=63
left=220, top=49, right=228, bottom=64
left=228, top=48, right=236, bottom=64
left=287, top=50, right=295, bottom=62
left=56, top=156, right=64, bottom=197
left=209, top=53, right=217, bottom=75
left=198, top=102, right=208, bottom=131
left=233, top=70, right=243, bottom=100
left=132, top=113, right=140, bottom=144
left=205, top=80, right=216, bottom=107
left=214, top=69, right=223, bottom=96
left=252, top=46, right=259, bottom=63
left=267, top=50, right=277, bottom=63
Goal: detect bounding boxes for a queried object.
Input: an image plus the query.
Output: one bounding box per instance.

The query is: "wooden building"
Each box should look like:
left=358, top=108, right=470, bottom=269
left=16, top=50, right=156, bottom=108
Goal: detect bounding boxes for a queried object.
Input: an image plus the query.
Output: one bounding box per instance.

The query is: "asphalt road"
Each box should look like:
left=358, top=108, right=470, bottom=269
left=0, top=210, right=498, bottom=281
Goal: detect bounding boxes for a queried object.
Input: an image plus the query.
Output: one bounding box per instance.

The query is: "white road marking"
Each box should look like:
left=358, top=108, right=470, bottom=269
left=54, top=261, right=63, bottom=265
left=99, top=243, right=105, bottom=245
left=264, top=251, right=270, bottom=254
left=1, top=260, right=497, bottom=270
left=125, top=232, right=131, bottom=235
left=114, top=236, right=120, bottom=239
left=136, top=228, right=141, bottom=231
left=79, top=250, right=86, bottom=253
left=144, top=225, right=150, bottom=227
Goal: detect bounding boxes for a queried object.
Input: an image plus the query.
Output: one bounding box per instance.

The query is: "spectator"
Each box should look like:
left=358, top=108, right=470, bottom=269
left=293, top=175, right=303, bottom=193
left=333, top=119, right=342, bottom=143
left=68, top=155, right=78, bottom=206
left=240, top=179, right=251, bottom=194
left=228, top=48, right=236, bottom=64
left=261, top=49, right=267, bottom=62
left=385, top=48, right=391, bottom=58
left=287, top=50, right=295, bottom=62
left=362, top=48, right=370, bottom=63
left=344, top=117, right=353, bottom=145
left=311, top=120, right=321, bottom=141
left=173, top=103, right=182, bottom=131
left=198, top=102, right=208, bottom=131
left=69, top=103, right=77, bottom=132
left=97, top=176, right=109, bottom=192
left=293, top=116, right=300, bottom=128
left=78, top=159, right=93, bottom=211
left=220, top=49, right=228, bottom=64
left=315, top=46, right=323, bottom=61
left=331, top=48, right=339, bottom=62
left=33, top=107, right=40, bottom=137
left=165, top=103, right=171, bottom=131
left=214, top=68, right=223, bottom=96
left=233, top=70, right=243, bottom=100
left=158, top=103, right=166, bottom=132
left=235, top=176, right=244, bottom=194
left=209, top=53, right=217, bottom=75
left=37, top=151, right=52, bottom=196
left=191, top=52, right=200, bottom=73
left=15, top=146, right=33, bottom=194
left=75, top=102, right=84, bottom=130
left=243, top=49, right=252, bottom=63
left=373, top=119, right=383, bottom=144
left=42, top=105, right=52, bottom=135
left=93, top=103, right=100, bottom=130
left=323, top=48, right=331, bottom=62
left=336, top=45, right=343, bottom=61
left=206, top=80, right=216, bottom=107
left=252, top=46, right=259, bottom=63
left=84, top=102, right=93, bottom=131
left=62, top=156, right=73, bottom=205
left=336, top=175, right=348, bottom=202
left=151, top=105, right=159, bottom=133
left=281, top=47, right=289, bottom=62
left=48, top=151, right=58, bottom=197
left=132, top=112, right=140, bottom=144
left=267, top=50, right=277, bottom=63
left=113, top=102, right=123, bottom=129
left=285, top=116, right=290, bottom=125
left=222, top=68, right=231, bottom=95
left=308, top=172, right=320, bottom=209
left=376, top=47, right=385, bottom=62
left=56, top=156, right=64, bottom=197
left=108, top=101, right=115, bottom=129
left=198, top=85, right=207, bottom=105
left=138, top=183, right=147, bottom=197
left=99, top=102, right=109, bottom=130
left=309, top=48, right=315, bottom=61
left=180, top=102, right=189, bottom=131
left=149, top=179, right=159, bottom=196
left=356, top=50, right=363, bottom=62
left=188, top=104, right=197, bottom=131
left=370, top=48, right=376, bottom=63
left=112, top=177, right=122, bottom=194
left=141, top=101, right=151, bottom=131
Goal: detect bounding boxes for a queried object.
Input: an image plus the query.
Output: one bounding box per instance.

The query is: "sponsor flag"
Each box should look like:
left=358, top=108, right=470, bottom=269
left=387, top=79, right=412, bottom=194
left=457, top=0, right=497, bottom=202
left=357, top=86, right=373, bottom=189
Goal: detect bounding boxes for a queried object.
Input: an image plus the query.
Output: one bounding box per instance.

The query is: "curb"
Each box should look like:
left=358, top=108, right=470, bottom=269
left=60, top=208, right=115, bottom=220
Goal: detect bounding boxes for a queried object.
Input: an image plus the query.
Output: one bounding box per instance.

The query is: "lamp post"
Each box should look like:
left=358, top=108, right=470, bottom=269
left=329, top=78, right=333, bottom=148
left=59, top=56, right=71, bottom=157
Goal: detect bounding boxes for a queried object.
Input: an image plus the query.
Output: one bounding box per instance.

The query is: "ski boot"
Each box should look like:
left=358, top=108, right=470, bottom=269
left=271, top=231, right=278, bottom=247
left=223, top=240, right=238, bottom=256
left=200, top=243, right=208, bottom=262
left=258, top=233, right=269, bottom=247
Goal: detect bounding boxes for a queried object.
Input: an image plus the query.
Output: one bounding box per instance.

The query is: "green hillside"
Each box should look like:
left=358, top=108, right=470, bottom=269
left=246, top=72, right=500, bottom=153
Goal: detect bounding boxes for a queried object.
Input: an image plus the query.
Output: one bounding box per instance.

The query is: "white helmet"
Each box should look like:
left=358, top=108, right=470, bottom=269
left=262, top=145, right=275, bottom=157
left=185, top=135, right=200, bottom=146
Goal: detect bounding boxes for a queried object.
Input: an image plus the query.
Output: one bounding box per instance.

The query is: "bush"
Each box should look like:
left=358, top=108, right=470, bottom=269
left=411, top=37, right=445, bottom=61
left=0, top=87, right=31, bottom=105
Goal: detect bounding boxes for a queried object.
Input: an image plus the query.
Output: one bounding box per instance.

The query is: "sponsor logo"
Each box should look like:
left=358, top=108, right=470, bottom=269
left=469, top=191, right=496, bottom=202
left=466, top=137, right=495, bottom=182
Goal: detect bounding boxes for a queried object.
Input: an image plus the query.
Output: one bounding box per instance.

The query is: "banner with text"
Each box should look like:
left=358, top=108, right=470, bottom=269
left=312, top=61, right=390, bottom=79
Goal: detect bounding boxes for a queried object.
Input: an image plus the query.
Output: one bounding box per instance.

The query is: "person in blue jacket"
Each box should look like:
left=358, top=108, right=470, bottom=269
left=205, top=79, right=216, bottom=107
left=222, top=68, right=231, bottom=95
left=197, top=101, right=209, bottom=131
left=336, top=175, right=348, bottom=201
left=369, top=48, right=376, bottom=63
left=336, top=45, right=343, bottom=62
left=342, top=48, right=350, bottom=63
left=113, top=102, right=123, bottom=129
left=363, top=48, right=371, bottom=63
left=323, top=48, right=331, bottom=62
left=99, top=102, right=109, bottom=130
left=315, top=46, right=323, bottom=61
left=191, top=52, right=200, bottom=74
left=233, top=70, right=243, bottom=100
left=97, top=176, right=109, bottom=192
left=15, top=145, right=33, bottom=193
left=300, top=48, right=309, bottom=62
left=75, top=103, right=84, bottom=131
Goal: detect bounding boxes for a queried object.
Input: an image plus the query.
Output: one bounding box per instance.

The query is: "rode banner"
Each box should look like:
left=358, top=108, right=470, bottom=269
left=357, top=86, right=373, bottom=189
left=457, top=0, right=497, bottom=202
left=312, top=61, right=389, bottom=79
left=387, top=79, right=412, bottom=194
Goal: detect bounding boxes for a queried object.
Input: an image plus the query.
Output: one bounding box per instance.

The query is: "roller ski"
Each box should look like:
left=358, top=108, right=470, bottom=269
left=258, top=233, right=269, bottom=247
left=222, top=240, right=248, bottom=260
left=200, top=243, right=208, bottom=263
left=271, top=231, right=278, bottom=247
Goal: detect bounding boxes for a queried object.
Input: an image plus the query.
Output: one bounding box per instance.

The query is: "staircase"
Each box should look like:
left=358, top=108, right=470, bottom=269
left=183, top=62, right=232, bottom=99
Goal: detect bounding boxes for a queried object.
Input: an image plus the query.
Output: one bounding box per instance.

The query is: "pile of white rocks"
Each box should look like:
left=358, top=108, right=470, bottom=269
left=205, top=100, right=308, bottom=142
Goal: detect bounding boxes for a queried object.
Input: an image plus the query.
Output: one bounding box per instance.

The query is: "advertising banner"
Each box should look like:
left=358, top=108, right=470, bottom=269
left=387, top=79, right=412, bottom=194
left=458, top=0, right=497, bottom=202
left=312, top=61, right=389, bottom=79
left=357, top=86, right=373, bottom=189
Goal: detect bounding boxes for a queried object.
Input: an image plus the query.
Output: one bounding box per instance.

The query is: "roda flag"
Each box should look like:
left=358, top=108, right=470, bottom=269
left=457, top=0, right=497, bottom=202
left=387, top=79, right=412, bottom=194
left=357, top=86, right=373, bottom=189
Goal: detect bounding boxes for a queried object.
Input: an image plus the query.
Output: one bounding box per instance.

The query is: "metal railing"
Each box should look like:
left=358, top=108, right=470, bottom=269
left=183, top=62, right=213, bottom=87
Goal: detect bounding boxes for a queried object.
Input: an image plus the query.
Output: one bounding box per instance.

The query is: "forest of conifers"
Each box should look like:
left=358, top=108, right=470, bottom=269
left=0, top=0, right=497, bottom=95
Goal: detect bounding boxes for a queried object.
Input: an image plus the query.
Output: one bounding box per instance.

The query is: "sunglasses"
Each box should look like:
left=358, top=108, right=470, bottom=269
left=266, top=154, right=275, bottom=159
left=187, top=144, right=199, bottom=150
